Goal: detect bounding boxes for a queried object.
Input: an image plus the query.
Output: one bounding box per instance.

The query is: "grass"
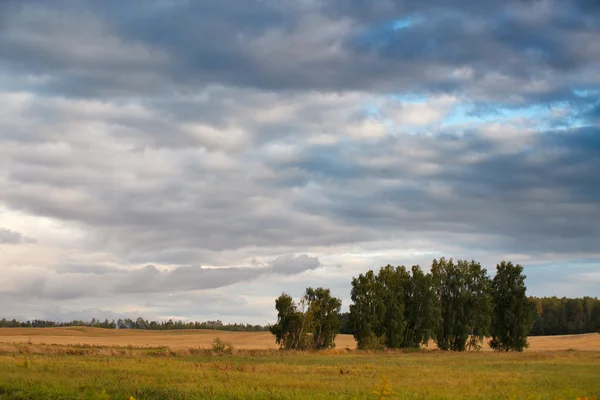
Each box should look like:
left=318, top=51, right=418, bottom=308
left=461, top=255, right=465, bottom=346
left=0, top=342, right=599, bottom=399
left=0, top=330, right=599, bottom=399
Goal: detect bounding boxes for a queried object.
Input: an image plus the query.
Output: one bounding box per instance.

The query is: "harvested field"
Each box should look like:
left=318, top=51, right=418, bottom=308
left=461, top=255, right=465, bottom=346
left=0, top=327, right=598, bottom=351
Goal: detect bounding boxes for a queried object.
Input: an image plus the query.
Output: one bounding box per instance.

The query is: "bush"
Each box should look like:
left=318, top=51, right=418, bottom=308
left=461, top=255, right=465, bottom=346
left=211, top=337, right=234, bottom=355
left=358, top=332, right=387, bottom=351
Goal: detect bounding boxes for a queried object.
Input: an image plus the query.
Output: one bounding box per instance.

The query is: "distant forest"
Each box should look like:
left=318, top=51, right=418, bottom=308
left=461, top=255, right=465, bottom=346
left=0, top=318, right=268, bottom=332
left=1, top=296, right=599, bottom=336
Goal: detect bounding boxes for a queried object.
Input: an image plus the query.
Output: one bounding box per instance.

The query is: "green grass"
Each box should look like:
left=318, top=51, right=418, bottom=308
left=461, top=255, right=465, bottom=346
left=0, top=345, right=598, bottom=399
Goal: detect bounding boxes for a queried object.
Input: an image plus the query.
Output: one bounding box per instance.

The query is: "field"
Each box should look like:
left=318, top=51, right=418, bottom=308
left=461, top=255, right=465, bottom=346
left=0, top=329, right=599, bottom=399
left=1, top=328, right=599, bottom=351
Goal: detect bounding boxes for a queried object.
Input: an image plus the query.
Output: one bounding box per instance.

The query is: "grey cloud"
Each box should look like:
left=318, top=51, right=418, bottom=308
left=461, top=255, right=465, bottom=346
left=2, top=0, right=599, bottom=104
left=0, top=227, right=36, bottom=244
left=0, top=92, right=374, bottom=260
left=1, top=0, right=599, bottom=321
left=269, top=254, right=321, bottom=275
left=52, top=264, right=124, bottom=275
left=272, top=127, right=600, bottom=256
left=1, top=89, right=598, bottom=265
left=116, top=254, right=321, bottom=294
left=4, top=254, right=321, bottom=300
left=113, top=264, right=262, bottom=294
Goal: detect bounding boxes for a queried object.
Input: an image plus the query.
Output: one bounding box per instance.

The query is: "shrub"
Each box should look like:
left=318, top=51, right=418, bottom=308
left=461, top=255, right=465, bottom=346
left=211, top=337, right=234, bottom=355
left=359, top=332, right=387, bottom=351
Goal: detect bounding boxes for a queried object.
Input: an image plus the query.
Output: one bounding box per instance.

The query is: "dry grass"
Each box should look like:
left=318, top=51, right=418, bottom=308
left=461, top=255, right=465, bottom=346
left=0, top=345, right=598, bottom=399
left=0, top=327, right=598, bottom=351
left=420, top=333, right=600, bottom=351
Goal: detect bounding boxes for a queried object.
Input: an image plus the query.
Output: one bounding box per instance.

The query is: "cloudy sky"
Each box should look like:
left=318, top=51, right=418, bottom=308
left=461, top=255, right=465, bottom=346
left=1, top=0, right=599, bottom=324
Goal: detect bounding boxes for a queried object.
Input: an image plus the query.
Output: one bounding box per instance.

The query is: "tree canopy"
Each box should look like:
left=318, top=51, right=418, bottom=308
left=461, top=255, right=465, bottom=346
left=489, top=261, right=535, bottom=352
left=270, top=287, right=342, bottom=350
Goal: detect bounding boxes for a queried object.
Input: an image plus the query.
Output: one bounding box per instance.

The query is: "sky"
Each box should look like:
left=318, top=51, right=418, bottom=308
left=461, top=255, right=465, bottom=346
left=1, top=0, right=599, bottom=324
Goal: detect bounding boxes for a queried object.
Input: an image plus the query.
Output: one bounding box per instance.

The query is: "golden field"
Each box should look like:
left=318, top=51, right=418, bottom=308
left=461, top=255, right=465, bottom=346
left=0, top=327, right=599, bottom=351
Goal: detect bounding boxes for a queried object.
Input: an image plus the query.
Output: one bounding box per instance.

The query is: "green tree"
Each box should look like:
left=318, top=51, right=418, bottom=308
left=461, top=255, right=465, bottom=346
left=489, top=261, right=535, bottom=352
left=464, top=259, right=493, bottom=350
left=350, top=265, right=439, bottom=349
left=304, top=287, right=342, bottom=349
left=270, top=293, right=309, bottom=350
left=338, top=312, right=352, bottom=334
left=431, top=258, right=492, bottom=351
left=402, top=265, right=440, bottom=348
left=350, top=270, right=386, bottom=349
left=377, top=265, right=409, bottom=348
left=270, top=288, right=341, bottom=350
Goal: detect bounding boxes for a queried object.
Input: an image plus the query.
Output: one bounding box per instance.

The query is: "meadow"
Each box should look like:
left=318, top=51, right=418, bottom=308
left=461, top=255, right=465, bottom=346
left=0, top=328, right=599, bottom=399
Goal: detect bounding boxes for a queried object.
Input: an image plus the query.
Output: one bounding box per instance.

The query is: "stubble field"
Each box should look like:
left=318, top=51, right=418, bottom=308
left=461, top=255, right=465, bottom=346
left=0, top=328, right=599, bottom=399
left=0, top=327, right=599, bottom=351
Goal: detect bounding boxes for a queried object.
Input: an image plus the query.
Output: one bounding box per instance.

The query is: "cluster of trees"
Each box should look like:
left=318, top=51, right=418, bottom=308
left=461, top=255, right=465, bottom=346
left=272, top=259, right=542, bottom=352
left=270, top=287, right=342, bottom=350
left=347, top=259, right=532, bottom=351
left=340, top=297, right=600, bottom=338
left=0, top=317, right=268, bottom=332
left=349, top=264, right=440, bottom=350
left=530, top=297, right=600, bottom=336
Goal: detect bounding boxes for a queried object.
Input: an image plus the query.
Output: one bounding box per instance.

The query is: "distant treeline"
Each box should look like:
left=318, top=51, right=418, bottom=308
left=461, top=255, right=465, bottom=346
left=0, top=317, right=269, bottom=332
left=338, top=297, right=600, bottom=337
left=529, top=296, right=600, bottom=336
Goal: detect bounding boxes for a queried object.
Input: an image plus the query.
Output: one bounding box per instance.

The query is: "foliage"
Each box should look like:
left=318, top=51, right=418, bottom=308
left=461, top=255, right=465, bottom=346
left=342, top=295, right=600, bottom=338
left=304, top=287, right=343, bottom=349
left=350, top=265, right=440, bottom=349
left=338, top=312, right=352, bottom=334
left=270, top=288, right=342, bottom=350
left=489, top=261, right=535, bottom=352
left=402, top=265, right=440, bottom=348
left=269, top=293, right=311, bottom=350
left=350, top=270, right=386, bottom=349
left=358, top=331, right=387, bottom=350
left=529, top=296, right=600, bottom=336
left=431, top=258, right=492, bottom=351
left=211, top=337, right=234, bottom=354
left=346, top=257, right=596, bottom=352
